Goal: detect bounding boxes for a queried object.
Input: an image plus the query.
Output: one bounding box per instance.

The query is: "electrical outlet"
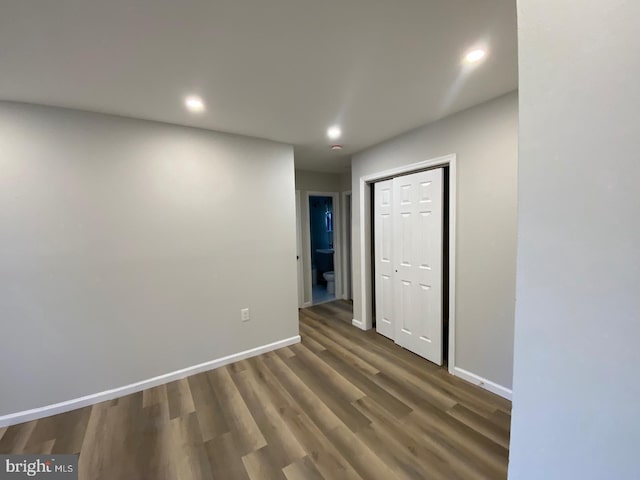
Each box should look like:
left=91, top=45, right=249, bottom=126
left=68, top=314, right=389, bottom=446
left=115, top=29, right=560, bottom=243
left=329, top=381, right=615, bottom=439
left=240, top=308, right=250, bottom=322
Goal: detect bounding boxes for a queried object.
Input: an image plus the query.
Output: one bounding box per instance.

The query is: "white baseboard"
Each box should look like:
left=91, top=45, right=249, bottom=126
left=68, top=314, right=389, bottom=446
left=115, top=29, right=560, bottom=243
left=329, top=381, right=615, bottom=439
left=352, top=318, right=365, bottom=330
left=302, top=301, right=312, bottom=308
left=0, top=335, right=301, bottom=428
left=453, top=366, right=512, bottom=401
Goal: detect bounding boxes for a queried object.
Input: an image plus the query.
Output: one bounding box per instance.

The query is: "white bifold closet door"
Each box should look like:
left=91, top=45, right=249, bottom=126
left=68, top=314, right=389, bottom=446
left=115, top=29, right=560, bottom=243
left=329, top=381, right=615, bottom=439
left=374, top=179, right=395, bottom=340
left=374, top=168, right=444, bottom=365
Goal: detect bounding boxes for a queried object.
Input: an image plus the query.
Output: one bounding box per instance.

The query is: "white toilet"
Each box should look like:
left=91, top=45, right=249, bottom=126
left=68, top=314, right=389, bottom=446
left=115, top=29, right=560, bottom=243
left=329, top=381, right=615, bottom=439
left=323, top=271, right=335, bottom=295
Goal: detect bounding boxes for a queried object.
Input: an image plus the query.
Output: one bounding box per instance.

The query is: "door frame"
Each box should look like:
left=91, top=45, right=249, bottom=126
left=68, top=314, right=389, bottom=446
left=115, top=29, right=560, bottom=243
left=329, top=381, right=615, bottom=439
left=304, top=191, right=342, bottom=306
left=341, top=191, right=352, bottom=300
left=356, top=153, right=457, bottom=375
left=295, top=190, right=304, bottom=308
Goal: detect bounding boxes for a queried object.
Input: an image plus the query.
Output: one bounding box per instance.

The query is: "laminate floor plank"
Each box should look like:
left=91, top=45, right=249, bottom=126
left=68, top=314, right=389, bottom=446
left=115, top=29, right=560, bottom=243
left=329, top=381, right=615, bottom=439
left=166, top=377, right=196, bottom=420
left=306, top=305, right=504, bottom=406
left=281, top=354, right=371, bottom=433
left=242, top=445, right=288, bottom=480
left=231, top=368, right=306, bottom=469
left=289, top=342, right=366, bottom=403
left=282, top=455, right=326, bottom=480
left=50, top=406, right=91, bottom=455
left=245, top=356, right=303, bottom=422
left=0, top=420, right=37, bottom=454
left=250, top=354, right=363, bottom=480
left=347, top=322, right=512, bottom=414
left=403, top=409, right=508, bottom=479
left=208, top=367, right=267, bottom=455
left=168, top=412, right=214, bottom=480
left=281, top=413, right=364, bottom=480
left=0, top=301, right=511, bottom=479
left=299, top=333, right=326, bottom=354
left=491, top=409, right=513, bottom=431
left=351, top=396, right=465, bottom=480
left=302, top=312, right=460, bottom=411
left=318, top=349, right=412, bottom=420
left=205, top=431, right=251, bottom=480
left=21, top=439, right=56, bottom=455
left=325, top=424, right=401, bottom=480
left=78, top=396, right=146, bottom=480
left=279, top=346, right=297, bottom=359
left=354, top=423, right=430, bottom=480
left=262, top=351, right=344, bottom=436
left=133, top=403, right=175, bottom=480
left=188, top=373, right=229, bottom=442
left=142, top=383, right=168, bottom=408
left=447, top=403, right=511, bottom=449
left=299, top=321, right=380, bottom=375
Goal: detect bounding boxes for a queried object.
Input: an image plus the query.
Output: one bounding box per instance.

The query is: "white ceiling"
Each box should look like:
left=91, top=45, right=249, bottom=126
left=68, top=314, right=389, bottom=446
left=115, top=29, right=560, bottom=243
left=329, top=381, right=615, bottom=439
left=0, top=0, right=517, bottom=173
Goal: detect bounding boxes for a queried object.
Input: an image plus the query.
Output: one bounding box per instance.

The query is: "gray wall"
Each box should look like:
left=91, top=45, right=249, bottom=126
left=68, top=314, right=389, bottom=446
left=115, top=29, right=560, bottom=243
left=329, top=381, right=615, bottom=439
left=295, top=169, right=349, bottom=304
left=509, top=2, right=640, bottom=478
left=339, top=171, right=352, bottom=194
left=351, top=92, right=518, bottom=389
left=0, top=102, right=299, bottom=417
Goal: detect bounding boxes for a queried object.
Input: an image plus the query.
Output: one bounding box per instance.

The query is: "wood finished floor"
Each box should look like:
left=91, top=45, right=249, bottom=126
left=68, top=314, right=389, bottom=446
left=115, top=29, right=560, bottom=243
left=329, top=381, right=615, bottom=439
left=0, top=301, right=511, bottom=479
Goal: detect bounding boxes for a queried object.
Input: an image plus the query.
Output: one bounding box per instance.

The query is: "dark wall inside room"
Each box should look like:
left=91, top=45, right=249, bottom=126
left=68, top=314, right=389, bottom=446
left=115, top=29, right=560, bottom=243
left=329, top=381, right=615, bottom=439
left=309, top=196, right=333, bottom=282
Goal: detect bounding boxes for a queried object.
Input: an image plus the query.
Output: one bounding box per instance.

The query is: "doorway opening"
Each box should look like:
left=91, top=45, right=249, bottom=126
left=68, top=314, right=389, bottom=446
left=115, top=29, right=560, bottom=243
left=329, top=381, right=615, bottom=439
left=305, top=192, right=341, bottom=306
left=442, top=167, right=450, bottom=366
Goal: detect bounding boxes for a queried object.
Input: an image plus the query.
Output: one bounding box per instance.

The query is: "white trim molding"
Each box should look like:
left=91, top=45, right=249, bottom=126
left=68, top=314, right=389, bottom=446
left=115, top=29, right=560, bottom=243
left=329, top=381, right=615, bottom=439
left=0, top=335, right=301, bottom=428
left=453, top=367, right=513, bottom=400
left=341, top=191, right=352, bottom=301
left=295, top=190, right=304, bottom=308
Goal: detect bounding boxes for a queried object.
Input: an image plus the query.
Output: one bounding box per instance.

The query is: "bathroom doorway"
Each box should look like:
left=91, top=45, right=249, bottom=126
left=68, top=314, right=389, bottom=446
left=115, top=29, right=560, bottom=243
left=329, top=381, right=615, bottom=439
left=305, top=192, right=341, bottom=306
left=342, top=191, right=352, bottom=301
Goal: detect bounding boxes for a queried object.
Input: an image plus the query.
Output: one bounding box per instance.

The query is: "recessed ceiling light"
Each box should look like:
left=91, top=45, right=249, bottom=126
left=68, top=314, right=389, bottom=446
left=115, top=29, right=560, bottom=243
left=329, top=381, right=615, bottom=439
left=464, top=48, right=487, bottom=64
left=327, top=125, right=342, bottom=141
left=331, top=144, right=343, bottom=150
left=185, top=95, right=205, bottom=113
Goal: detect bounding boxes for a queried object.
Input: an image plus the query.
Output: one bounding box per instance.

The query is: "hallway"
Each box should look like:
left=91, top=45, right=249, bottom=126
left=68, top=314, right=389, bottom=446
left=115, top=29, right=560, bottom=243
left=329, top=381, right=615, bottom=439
left=0, top=301, right=511, bottom=479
